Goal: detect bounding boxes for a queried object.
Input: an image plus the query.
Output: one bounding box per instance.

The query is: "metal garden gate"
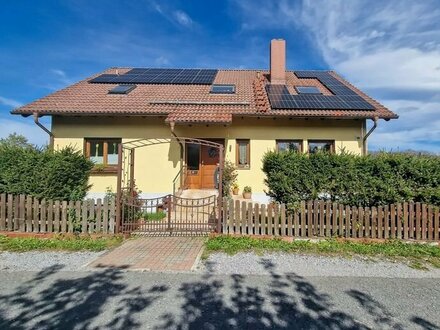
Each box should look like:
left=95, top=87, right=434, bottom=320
left=120, top=194, right=217, bottom=234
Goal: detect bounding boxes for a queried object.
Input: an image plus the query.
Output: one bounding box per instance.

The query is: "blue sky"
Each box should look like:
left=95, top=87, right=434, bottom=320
left=1, top=0, right=439, bottom=152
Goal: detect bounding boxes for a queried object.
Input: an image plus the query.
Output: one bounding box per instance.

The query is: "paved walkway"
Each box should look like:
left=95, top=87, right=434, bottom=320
left=89, top=237, right=205, bottom=271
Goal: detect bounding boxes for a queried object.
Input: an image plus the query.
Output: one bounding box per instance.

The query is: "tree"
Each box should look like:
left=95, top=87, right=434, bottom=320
left=0, top=133, right=33, bottom=148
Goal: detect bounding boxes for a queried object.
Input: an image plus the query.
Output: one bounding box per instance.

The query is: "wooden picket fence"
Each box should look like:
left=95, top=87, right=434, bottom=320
left=0, top=194, right=116, bottom=234
left=222, top=198, right=440, bottom=241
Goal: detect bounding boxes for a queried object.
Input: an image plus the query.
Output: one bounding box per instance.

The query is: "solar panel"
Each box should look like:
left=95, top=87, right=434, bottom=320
left=90, top=68, right=218, bottom=85
left=266, top=83, right=374, bottom=111
left=264, top=70, right=375, bottom=110
left=108, top=84, right=137, bottom=94
left=89, top=74, right=118, bottom=83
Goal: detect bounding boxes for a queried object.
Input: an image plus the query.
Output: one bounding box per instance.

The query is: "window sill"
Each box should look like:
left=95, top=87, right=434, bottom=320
left=91, top=166, right=118, bottom=175
left=237, top=165, right=251, bottom=170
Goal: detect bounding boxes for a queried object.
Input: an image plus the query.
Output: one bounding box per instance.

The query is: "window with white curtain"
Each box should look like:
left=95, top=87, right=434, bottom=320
left=236, top=139, right=250, bottom=168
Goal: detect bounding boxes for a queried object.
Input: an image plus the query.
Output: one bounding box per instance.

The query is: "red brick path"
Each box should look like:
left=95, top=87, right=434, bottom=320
left=90, top=237, right=205, bottom=271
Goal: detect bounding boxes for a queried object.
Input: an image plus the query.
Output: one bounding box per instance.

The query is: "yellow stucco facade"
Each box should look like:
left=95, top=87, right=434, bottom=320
left=52, top=116, right=365, bottom=202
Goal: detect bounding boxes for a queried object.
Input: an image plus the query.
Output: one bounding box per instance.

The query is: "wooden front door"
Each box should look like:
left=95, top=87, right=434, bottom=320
left=185, top=139, right=223, bottom=189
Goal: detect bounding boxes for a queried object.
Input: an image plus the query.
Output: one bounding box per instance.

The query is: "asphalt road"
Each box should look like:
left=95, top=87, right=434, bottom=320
left=0, top=267, right=439, bottom=330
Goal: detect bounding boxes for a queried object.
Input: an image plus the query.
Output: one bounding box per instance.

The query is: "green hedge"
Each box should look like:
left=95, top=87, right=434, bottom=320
left=0, top=144, right=94, bottom=200
left=262, top=151, right=440, bottom=207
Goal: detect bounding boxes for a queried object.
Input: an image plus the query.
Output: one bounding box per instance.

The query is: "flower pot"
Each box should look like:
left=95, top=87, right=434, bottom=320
left=233, top=188, right=239, bottom=195
left=243, top=192, right=252, bottom=199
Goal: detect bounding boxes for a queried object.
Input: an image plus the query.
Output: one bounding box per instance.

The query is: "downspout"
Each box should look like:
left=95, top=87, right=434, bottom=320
left=169, top=121, right=184, bottom=158
left=33, top=112, right=54, bottom=149
left=362, top=117, right=378, bottom=156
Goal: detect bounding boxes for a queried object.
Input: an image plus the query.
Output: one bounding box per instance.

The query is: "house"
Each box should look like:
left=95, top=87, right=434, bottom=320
left=12, top=39, right=398, bottom=203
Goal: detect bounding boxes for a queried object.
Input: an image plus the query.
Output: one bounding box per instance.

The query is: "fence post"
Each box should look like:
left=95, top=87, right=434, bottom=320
left=47, top=200, right=53, bottom=233
left=54, top=200, right=60, bottom=233
left=421, top=204, right=427, bottom=240
left=389, top=204, right=395, bottom=239
left=403, top=202, right=409, bottom=239
left=434, top=208, right=439, bottom=241
left=7, top=194, right=13, bottom=231
left=292, top=209, right=297, bottom=237
left=280, top=203, right=286, bottom=237
left=40, top=199, right=47, bottom=233
left=358, top=206, right=364, bottom=238
left=319, top=200, right=325, bottom=237
left=254, top=203, right=260, bottom=236
left=428, top=205, right=433, bottom=241
left=241, top=201, right=247, bottom=235
left=68, top=201, right=74, bottom=233
left=396, top=203, right=402, bottom=239
left=247, top=202, right=253, bottom=235
left=0, top=194, right=5, bottom=230
left=352, top=206, right=358, bottom=239
left=109, top=198, right=115, bottom=233
left=19, top=195, right=25, bottom=232
left=364, top=207, right=370, bottom=238
left=61, top=201, right=68, bottom=233
left=345, top=205, right=351, bottom=238
left=300, top=201, right=306, bottom=238
left=13, top=195, right=19, bottom=230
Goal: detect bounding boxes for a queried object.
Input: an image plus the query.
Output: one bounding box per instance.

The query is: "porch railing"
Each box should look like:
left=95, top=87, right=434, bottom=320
left=172, top=165, right=186, bottom=196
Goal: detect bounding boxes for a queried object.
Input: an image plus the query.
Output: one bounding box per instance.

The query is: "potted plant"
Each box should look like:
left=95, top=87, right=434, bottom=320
left=242, top=186, right=252, bottom=199
left=232, top=182, right=239, bottom=195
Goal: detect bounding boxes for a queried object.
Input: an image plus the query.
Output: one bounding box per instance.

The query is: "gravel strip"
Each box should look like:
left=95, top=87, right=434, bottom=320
left=199, top=252, right=440, bottom=278
left=0, top=251, right=104, bottom=272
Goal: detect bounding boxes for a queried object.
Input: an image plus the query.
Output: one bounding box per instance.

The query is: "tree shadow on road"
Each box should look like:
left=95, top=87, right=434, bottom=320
left=156, top=258, right=368, bottom=329
left=0, top=259, right=438, bottom=329
left=0, top=265, right=168, bottom=330
left=346, top=289, right=403, bottom=329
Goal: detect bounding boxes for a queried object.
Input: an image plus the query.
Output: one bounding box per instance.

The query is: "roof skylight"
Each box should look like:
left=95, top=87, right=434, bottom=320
left=108, top=84, right=137, bottom=94
left=295, top=86, right=321, bottom=94
left=210, top=84, right=236, bottom=94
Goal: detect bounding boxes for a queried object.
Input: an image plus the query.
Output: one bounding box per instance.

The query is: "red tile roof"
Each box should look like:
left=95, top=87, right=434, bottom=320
left=12, top=68, right=398, bottom=123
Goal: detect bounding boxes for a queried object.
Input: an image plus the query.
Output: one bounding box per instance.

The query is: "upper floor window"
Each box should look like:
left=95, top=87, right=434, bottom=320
left=308, top=140, right=335, bottom=154
left=85, top=138, right=121, bottom=169
left=210, top=84, right=236, bottom=94
left=276, top=140, right=302, bottom=153
left=236, top=139, right=250, bottom=168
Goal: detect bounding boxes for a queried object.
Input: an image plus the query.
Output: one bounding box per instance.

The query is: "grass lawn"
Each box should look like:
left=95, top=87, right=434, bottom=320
left=205, top=236, right=440, bottom=270
left=0, top=234, right=123, bottom=252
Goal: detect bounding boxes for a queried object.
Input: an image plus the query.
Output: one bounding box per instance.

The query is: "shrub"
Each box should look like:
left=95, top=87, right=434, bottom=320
left=0, top=139, right=94, bottom=200
left=222, top=160, right=238, bottom=197
left=262, top=151, right=440, bottom=207
left=243, top=186, right=252, bottom=193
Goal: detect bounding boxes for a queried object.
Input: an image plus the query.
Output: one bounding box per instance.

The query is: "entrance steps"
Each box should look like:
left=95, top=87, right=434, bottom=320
left=177, top=189, right=218, bottom=199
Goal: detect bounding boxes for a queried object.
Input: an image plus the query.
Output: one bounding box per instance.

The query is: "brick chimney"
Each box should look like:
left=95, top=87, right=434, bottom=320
left=270, top=39, right=286, bottom=85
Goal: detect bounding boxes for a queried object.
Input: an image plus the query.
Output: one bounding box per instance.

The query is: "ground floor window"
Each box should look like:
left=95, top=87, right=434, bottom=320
left=276, top=140, right=303, bottom=152
left=308, top=140, right=335, bottom=154
left=236, top=139, right=250, bottom=168
left=85, top=138, right=121, bottom=169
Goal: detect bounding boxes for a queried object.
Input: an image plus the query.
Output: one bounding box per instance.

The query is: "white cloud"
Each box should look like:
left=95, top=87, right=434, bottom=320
left=150, top=2, right=195, bottom=29
left=369, top=99, right=440, bottom=152
left=173, top=10, right=193, bottom=28
left=0, top=96, right=23, bottom=109
left=0, top=118, right=49, bottom=146
left=154, top=55, right=170, bottom=66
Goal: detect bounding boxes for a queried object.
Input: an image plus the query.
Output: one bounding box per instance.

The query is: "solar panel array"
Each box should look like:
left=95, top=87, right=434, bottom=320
left=89, top=68, right=219, bottom=85
left=266, top=71, right=375, bottom=110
